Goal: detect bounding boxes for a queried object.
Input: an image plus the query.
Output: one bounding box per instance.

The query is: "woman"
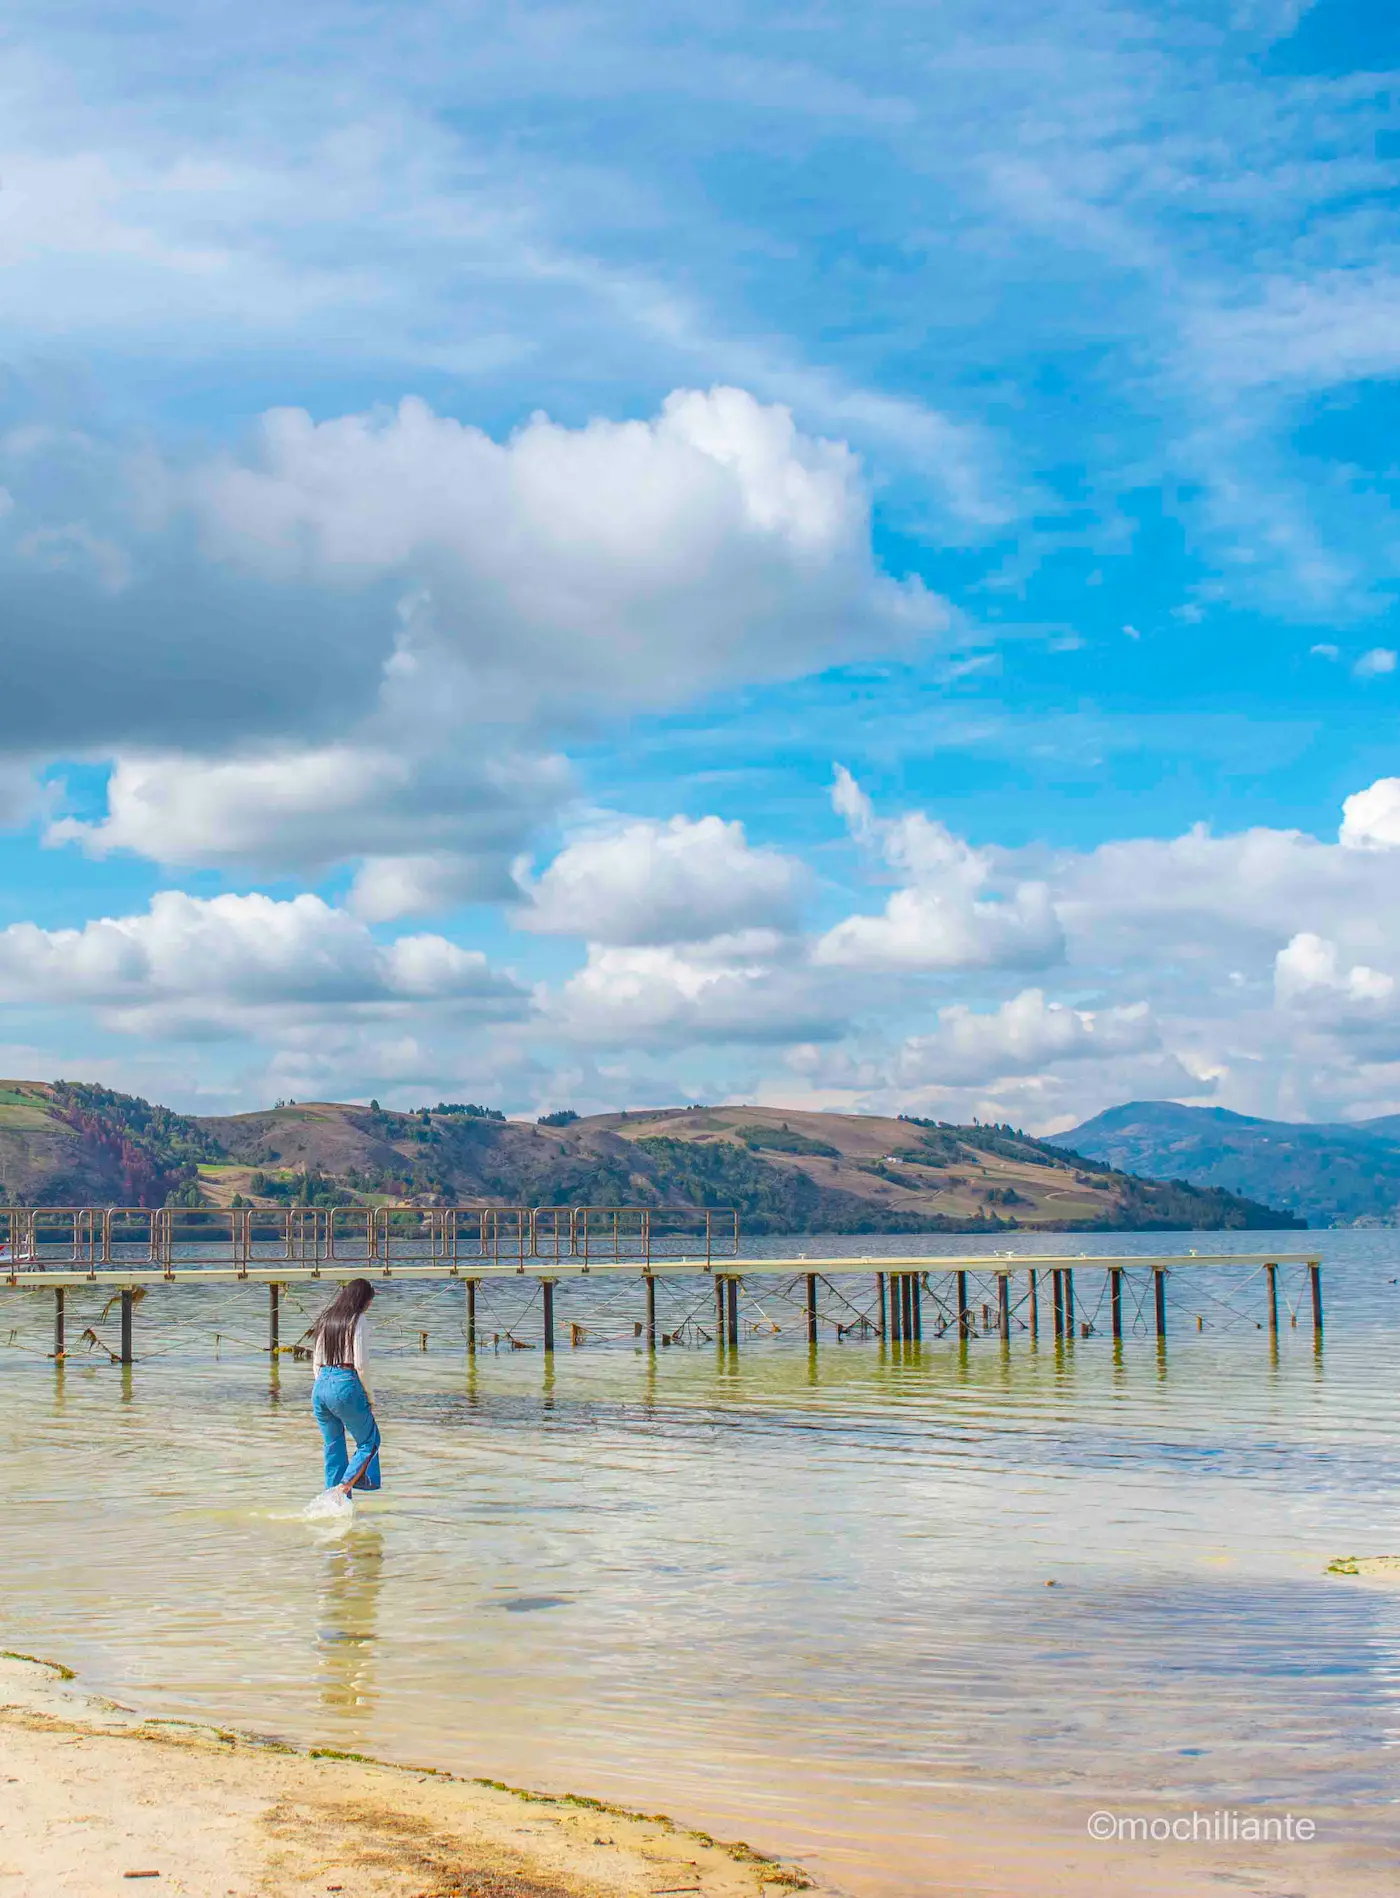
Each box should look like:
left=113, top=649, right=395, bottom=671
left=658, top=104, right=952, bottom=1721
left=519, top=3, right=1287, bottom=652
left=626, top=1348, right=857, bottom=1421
left=311, top=1278, right=382, bottom=1495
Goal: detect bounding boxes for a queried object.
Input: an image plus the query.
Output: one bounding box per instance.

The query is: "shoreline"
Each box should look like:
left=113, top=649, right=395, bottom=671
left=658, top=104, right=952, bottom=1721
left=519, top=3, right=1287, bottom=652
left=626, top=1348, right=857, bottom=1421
left=0, top=1650, right=818, bottom=1898
left=4, top=1648, right=1397, bottom=1898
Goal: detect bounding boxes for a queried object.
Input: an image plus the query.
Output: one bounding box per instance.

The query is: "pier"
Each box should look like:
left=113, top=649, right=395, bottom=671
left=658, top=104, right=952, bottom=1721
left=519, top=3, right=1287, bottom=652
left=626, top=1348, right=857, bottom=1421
left=0, top=1204, right=1324, bottom=1367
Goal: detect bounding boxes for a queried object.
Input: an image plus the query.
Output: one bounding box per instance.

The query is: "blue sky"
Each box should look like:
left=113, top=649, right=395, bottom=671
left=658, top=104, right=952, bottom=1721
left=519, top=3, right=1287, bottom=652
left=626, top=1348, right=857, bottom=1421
left=3, top=0, right=1400, bottom=1126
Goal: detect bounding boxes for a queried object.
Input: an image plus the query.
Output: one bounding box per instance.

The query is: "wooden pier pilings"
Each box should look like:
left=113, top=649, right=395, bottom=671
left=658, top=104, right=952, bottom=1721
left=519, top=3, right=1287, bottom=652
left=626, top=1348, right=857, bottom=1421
left=0, top=1206, right=1322, bottom=1369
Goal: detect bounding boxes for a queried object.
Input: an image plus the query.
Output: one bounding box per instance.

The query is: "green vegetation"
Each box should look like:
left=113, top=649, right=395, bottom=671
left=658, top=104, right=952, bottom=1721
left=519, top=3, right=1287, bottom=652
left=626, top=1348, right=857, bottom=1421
left=432, top=1102, right=505, bottom=1120
left=537, top=1108, right=579, bottom=1127
left=53, top=1081, right=225, bottom=1166
left=897, top=1113, right=1117, bottom=1174
left=42, top=1080, right=228, bottom=1207
left=1091, top=1173, right=1297, bottom=1232
left=248, top=1168, right=353, bottom=1208
left=735, top=1122, right=839, bottom=1157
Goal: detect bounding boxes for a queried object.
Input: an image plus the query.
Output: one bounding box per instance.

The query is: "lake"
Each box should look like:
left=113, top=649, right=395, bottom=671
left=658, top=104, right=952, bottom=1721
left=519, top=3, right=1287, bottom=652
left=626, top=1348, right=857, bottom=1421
left=3, top=1229, right=1398, bottom=1894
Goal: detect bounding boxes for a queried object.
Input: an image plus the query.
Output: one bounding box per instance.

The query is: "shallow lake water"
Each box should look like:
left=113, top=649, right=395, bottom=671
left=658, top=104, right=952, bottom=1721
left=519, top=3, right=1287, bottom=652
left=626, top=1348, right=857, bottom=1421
left=3, top=1229, right=1400, bottom=1894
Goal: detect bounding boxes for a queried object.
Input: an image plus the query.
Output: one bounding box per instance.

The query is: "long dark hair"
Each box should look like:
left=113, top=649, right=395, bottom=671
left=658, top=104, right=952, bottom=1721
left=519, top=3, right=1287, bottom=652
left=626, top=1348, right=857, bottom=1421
left=313, top=1278, right=375, bottom=1367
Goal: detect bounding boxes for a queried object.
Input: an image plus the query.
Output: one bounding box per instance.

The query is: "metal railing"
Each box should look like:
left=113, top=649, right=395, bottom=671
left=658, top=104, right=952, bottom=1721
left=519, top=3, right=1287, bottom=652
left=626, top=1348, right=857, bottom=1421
left=0, top=1204, right=741, bottom=1276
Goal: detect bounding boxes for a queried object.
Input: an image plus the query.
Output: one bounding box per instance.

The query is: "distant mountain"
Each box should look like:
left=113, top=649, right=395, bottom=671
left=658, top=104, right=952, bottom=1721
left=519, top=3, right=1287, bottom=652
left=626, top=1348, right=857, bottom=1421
left=1052, top=1101, right=1400, bottom=1228
left=0, top=1082, right=1300, bottom=1231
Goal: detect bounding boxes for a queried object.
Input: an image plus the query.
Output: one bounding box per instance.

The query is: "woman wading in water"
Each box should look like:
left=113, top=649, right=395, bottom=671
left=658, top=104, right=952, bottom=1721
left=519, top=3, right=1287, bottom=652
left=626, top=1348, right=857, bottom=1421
left=311, top=1279, right=382, bottom=1495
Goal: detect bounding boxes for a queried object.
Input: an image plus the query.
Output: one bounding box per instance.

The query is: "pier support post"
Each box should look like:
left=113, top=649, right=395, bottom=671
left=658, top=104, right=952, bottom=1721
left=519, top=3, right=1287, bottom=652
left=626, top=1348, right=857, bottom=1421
left=997, top=1273, right=1010, bottom=1341
left=901, top=1273, right=913, bottom=1341
left=120, top=1289, right=134, bottom=1365
left=911, top=1273, right=922, bottom=1341
left=53, top=1288, right=65, bottom=1360
left=268, top=1282, right=280, bottom=1356
left=466, top=1279, right=477, bottom=1353
left=645, top=1273, right=657, bottom=1351
left=956, top=1269, right=969, bottom=1339
left=888, top=1274, right=902, bottom=1343
left=1028, top=1269, right=1038, bottom=1342
left=1310, top=1262, right=1323, bottom=1338
left=805, top=1273, right=818, bottom=1347
left=876, top=1271, right=887, bottom=1341
left=542, top=1280, right=556, bottom=1353
left=1153, top=1268, right=1167, bottom=1341
left=1109, top=1268, right=1123, bottom=1342
left=714, top=1276, right=726, bottom=1342
left=1265, top=1262, right=1278, bottom=1337
left=725, top=1276, right=740, bottom=1348
left=1064, top=1269, right=1076, bottom=1339
left=1052, top=1269, right=1064, bottom=1340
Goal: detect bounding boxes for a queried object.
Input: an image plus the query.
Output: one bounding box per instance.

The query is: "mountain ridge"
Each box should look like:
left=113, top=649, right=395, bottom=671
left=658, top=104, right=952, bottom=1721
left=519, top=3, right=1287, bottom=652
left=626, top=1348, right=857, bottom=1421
left=1053, top=1100, right=1400, bottom=1227
left=0, top=1080, right=1301, bottom=1232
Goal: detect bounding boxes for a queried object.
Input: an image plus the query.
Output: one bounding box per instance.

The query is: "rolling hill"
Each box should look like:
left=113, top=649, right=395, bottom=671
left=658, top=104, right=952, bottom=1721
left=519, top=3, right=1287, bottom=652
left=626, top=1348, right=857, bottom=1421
left=0, top=1081, right=1301, bottom=1231
left=1053, top=1101, right=1400, bottom=1228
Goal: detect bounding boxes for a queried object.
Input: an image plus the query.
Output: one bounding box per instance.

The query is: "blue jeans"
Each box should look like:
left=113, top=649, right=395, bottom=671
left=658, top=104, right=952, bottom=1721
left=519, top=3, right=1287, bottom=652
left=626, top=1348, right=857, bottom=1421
left=313, top=1367, right=382, bottom=1491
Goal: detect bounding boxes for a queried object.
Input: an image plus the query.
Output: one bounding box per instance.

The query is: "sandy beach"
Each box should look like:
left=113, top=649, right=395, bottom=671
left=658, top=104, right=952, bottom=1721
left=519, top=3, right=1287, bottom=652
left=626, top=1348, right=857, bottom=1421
left=0, top=1652, right=817, bottom=1898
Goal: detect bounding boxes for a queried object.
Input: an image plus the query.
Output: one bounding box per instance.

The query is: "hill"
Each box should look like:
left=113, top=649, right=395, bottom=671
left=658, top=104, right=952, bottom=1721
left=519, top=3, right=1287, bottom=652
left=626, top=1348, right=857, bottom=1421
left=0, top=1082, right=1301, bottom=1231
left=1052, top=1101, right=1400, bottom=1228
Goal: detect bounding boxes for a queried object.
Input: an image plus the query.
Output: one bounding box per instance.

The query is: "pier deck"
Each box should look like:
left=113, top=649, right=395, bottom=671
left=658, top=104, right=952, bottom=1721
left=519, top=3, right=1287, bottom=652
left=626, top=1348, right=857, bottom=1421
left=0, top=1204, right=1323, bottom=1363
left=0, top=1250, right=1320, bottom=1287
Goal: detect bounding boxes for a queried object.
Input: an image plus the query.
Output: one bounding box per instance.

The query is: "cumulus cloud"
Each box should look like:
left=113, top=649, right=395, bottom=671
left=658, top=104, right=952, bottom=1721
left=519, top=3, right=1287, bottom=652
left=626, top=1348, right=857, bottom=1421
left=192, top=388, right=941, bottom=724
left=814, top=768, right=1064, bottom=973
left=1274, top=933, right=1394, bottom=1007
left=1054, top=809, right=1400, bottom=967
left=516, top=815, right=807, bottom=945
left=768, top=775, right=1400, bottom=1124
left=21, top=389, right=943, bottom=904
left=550, top=931, right=843, bottom=1048
left=50, top=745, right=570, bottom=908
left=893, top=989, right=1158, bottom=1088
left=0, top=890, right=527, bottom=1036
left=782, top=997, right=1185, bottom=1126
left=1338, top=777, right=1400, bottom=851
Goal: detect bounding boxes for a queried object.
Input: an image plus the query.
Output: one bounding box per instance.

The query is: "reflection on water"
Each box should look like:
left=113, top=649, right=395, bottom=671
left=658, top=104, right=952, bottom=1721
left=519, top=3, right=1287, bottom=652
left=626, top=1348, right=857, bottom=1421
left=316, top=1528, right=383, bottom=1715
left=3, top=1230, right=1400, bottom=1895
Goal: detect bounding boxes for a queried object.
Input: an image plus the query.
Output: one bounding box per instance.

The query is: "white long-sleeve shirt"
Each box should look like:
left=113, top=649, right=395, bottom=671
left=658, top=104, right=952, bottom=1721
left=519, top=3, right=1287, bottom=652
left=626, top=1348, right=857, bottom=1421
left=313, top=1312, right=370, bottom=1377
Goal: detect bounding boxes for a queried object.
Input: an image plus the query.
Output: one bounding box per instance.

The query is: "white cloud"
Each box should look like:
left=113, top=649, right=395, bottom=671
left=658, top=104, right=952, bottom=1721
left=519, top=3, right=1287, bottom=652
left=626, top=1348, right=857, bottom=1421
left=23, top=389, right=943, bottom=905
left=0, top=890, right=526, bottom=1036
left=1354, top=647, right=1397, bottom=679
left=50, top=745, right=570, bottom=906
left=551, top=931, right=841, bottom=1048
left=517, top=814, right=806, bottom=945
left=1273, top=933, right=1394, bottom=1007
left=894, top=989, right=1158, bottom=1087
left=765, top=775, right=1400, bottom=1126
left=1054, top=811, right=1400, bottom=966
left=814, top=768, right=1064, bottom=973
left=193, top=388, right=943, bottom=723
left=782, top=998, right=1185, bottom=1127
left=1339, top=778, right=1400, bottom=852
